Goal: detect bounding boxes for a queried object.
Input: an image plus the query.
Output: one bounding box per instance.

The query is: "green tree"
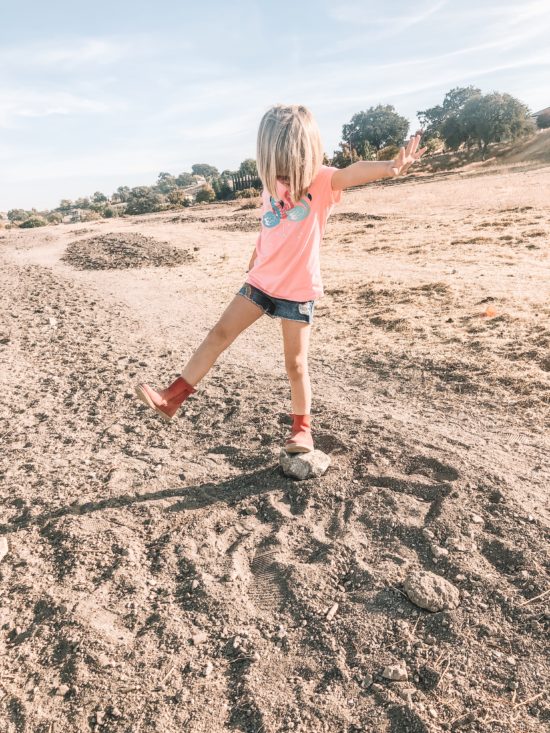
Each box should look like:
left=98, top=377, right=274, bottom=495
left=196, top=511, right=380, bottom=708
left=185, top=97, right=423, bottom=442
left=7, top=209, right=30, bottom=222
left=536, top=111, right=550, bottom=129
left=125, top=186, right=164, bottom=215
left=195, top=184, right=216, bottom=203
left=191, top=164, right=219, bottom=180
left=57, top=199, right=73, bottom=213
left=458, top=92, right=535, bottom=155
left=175, top=171, right=195, bottom=187
left=342, top=105, right=409, bottom=155
left=74, top=197, right=91, bottom=210
left=167, top=189, right=188, bottom=206
left=417, top=86, right=481, bottom=139
left=238, top=158, right=257, bottom=176
left=92, top=191, right=108, bottom=204
left=114, top=186, right=131, bottom=203
left=156, top=172, right=177, bottom=194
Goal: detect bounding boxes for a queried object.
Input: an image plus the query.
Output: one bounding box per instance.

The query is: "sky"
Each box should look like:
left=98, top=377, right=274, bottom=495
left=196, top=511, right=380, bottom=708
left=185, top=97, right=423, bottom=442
left=1, top=0, right=549, bottom=211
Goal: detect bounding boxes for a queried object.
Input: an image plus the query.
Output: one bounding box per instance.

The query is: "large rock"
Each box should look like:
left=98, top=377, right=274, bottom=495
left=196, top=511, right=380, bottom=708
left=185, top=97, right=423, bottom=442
left=279, top=448, right=331, bottom=480
left=404, top=570, right=460, bottom=612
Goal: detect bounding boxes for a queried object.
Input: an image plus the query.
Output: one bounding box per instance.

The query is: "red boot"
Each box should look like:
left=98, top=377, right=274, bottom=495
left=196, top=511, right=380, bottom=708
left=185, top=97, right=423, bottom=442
left=285, top=413, right=314, bottom=453
left=135, top=375, right=196, bottom=421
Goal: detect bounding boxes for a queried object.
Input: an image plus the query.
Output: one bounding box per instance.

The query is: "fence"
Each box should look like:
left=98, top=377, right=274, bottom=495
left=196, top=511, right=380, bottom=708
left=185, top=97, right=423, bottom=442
left=230, top=174, right=262, bottom=192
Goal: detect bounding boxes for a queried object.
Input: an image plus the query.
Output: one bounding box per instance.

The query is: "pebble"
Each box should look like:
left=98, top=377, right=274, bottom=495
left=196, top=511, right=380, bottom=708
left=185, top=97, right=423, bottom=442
left=203, top=661, right=214, bottom=677
left=382, top=663, right=408, bottom=681
left=404, top=570, right=460, bottom=612
left=326, top=603, right=339, bottom=621
left=279, top=448, right=331, bottom=480
left=55, top=684, right=70, bottom=697
left=431, top=545, right=449, bottom=559
left=471, top=513, right=484, bottom=524
left=192, top=631, right=208, bottom=645
left=95, top=711, right=106, bottom=725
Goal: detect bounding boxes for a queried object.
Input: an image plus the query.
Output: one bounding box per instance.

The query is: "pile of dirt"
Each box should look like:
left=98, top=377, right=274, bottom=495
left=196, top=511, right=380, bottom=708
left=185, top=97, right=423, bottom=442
left=62, top=233, right=195, bottom=270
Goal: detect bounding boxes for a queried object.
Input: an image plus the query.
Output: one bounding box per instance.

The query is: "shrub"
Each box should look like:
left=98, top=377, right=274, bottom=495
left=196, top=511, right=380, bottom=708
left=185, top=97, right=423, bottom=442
left=47, top=212, right=63, bottom=224
left=81, top=210, right=102, bottom=222
left=376, top=144, right=400, bottom=161
left=235, top=187, right=260, bottom=199
left=20, top=217, right=47, bottom=228
left=536, top=111, right=550, bottom=129
left=195, top=185, right=216, bottom=203
left=125, top=187, right=164, bottom=215
left=239, top=199, right=260, bottom=209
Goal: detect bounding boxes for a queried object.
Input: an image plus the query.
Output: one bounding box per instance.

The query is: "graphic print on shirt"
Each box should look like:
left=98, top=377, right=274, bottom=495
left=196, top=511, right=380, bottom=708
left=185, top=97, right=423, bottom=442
left=262, top=192, right=313, bottom=228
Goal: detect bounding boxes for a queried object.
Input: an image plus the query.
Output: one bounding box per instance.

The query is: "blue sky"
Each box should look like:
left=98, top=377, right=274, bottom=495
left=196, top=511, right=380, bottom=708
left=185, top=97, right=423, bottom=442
left=1, top=0, right=549, bottom=211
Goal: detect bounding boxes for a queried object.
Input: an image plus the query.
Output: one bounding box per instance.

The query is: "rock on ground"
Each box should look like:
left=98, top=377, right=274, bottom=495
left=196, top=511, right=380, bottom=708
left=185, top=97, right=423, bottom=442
left=279, top=448, right=331, bottom=480
left=404, top=570, right=460, bottom=612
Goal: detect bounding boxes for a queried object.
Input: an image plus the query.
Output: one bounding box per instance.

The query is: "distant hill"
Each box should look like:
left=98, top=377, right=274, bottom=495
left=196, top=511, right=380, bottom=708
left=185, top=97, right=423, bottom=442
left=413, top=129, right=550, bottom=175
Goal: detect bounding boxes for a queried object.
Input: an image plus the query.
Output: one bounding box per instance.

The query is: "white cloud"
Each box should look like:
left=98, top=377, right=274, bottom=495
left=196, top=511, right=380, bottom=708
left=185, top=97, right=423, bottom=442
left=0, top=89, right=116, bottom=127
left=0, top=36, right=152, bottom=70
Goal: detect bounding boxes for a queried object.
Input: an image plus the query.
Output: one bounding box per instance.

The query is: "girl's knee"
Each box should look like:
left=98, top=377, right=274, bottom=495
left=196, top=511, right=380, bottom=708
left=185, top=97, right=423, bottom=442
left=285, top=358, right=308, bottom=379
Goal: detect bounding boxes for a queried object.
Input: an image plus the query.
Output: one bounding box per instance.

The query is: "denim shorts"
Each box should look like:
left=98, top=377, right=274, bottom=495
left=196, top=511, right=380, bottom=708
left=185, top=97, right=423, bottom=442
left=237, top=282, right=315, bottom=324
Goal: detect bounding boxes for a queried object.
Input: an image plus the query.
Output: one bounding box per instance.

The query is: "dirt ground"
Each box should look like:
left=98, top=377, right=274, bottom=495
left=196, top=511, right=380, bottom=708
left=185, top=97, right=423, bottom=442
left=0, top=160, right=549, bottom=733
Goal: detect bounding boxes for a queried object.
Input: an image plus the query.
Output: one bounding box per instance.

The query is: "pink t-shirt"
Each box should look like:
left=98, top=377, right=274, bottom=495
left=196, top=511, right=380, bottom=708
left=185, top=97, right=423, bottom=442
left=246, top=164, right=342, bottom=301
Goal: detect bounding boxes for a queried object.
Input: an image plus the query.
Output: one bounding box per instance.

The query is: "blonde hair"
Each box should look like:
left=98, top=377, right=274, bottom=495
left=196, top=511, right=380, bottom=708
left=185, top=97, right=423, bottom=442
left=256, top=104, right=324, bottom=205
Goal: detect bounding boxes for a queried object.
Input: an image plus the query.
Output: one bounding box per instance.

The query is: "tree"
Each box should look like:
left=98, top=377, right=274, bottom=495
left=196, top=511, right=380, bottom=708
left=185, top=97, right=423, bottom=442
left=417, top=86, right=481, bottom=139
left=457, top=92, right=535, bottom=155
left=195, top=184, right=216, bottom=203
left=238, top=158, right=257, bottom=176
left=74, top=197, right=91, bottom=210
left=175, top=171, right=195, bottom=187
left=191, top=164, right=219, bottom=180
left=536, top=111, right=550, bottom=129
left=7, top=209, right=30, bottom=222
left=156, top=172, right=177, bottom=194
left=92, top=191, right=108, bottom=204
left=114, top=186, right=131, bottom=203
left=342, top=105, right=409, bottom=155
left=57, top=199, right=73, bottom=213
left=167, top=189, right=188, bottom=206
left=125, top=186, right=164, bottom=215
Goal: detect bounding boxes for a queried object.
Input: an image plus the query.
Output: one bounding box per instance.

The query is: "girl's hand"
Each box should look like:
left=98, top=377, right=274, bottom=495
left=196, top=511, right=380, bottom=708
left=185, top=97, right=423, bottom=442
left=389, top=132, right=427, bottom=177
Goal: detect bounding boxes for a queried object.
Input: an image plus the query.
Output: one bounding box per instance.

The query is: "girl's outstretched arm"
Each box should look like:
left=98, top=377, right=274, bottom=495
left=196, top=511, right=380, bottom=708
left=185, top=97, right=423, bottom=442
left=332, top=133, right=427, bottom=190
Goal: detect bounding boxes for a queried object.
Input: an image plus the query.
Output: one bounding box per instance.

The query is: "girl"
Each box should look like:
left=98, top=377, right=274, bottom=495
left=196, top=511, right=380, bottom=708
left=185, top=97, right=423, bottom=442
left=135, top=104, right=426, bottom=453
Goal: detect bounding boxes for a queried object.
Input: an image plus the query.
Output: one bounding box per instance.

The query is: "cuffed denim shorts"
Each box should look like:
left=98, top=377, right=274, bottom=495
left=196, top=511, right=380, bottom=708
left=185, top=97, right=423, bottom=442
left=237, top=282, right=315, bottom=324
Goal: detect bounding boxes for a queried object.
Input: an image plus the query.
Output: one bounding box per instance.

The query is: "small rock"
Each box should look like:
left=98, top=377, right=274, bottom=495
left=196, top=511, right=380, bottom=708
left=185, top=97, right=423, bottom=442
left=111, top=707, right=122, bottom=719
left=279, top=448, right=331, bottom=480
left=191, top=579, right=199, bottom=590
left=397, top=687, right=415, bottom=703
left=0, top=536, right=8, bottom=563
left=404, top=570, right=460, bottom=612
left=203, top=661, right=214, bottom=677
left=192, top=631, right=208, bottom=645
left=471, top=513, right=484, bottom=524
left=326, top=602, right=339, bottom=621
left=431, top=545, right=449, bottom=559
left=382, top=663, right=408, bottom=681
left=95, top=711, right=106, bottom=725
left=56, top=684, right=70, bottom=697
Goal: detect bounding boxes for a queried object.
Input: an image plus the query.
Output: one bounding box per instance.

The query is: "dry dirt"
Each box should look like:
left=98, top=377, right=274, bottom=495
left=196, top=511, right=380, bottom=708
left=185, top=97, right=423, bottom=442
left=0, top=160, right=549, bottom=733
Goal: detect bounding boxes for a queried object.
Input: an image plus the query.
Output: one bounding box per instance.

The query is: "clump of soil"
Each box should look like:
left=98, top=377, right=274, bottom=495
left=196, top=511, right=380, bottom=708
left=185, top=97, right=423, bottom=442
left=63, top=233, right=195, bottom=270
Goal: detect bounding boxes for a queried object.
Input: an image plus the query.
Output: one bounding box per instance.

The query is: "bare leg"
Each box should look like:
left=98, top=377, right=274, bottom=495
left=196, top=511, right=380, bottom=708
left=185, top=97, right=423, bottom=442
left=281, top=318, right=312, bottom=414
left=181, top=294, right=264, bottom=386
